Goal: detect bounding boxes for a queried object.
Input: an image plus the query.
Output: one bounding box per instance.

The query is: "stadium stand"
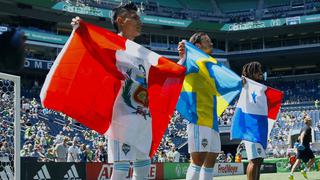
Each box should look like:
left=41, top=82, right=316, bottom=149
left=13, top=94, right=320, bottom=162
left=269, top=79, right=320, bottom=104
left=182, top=0, right=212, bottom=12
left=264, top=0, right=291, bottom=7
left=216, top=0, right=257, bottom=13
left=156, top=0, right=183, bottom=9
left=11, top=74, right=319, bottom=163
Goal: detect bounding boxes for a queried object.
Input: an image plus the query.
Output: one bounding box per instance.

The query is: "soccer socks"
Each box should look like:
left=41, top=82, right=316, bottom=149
left=199, top=167, right=214, bottom=180
left=111, top=160, right=150, bottom=180
left=186, top=165, right=214, bottom=180
left=132, top=159, right=151, bottom=180
left=186, top=163, right=201, bottom=180
left=111, top=161, right=130, bottom=180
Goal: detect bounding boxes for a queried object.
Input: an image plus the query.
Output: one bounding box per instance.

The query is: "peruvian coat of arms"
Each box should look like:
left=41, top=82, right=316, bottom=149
left=122, top=65, right=150, bottom=120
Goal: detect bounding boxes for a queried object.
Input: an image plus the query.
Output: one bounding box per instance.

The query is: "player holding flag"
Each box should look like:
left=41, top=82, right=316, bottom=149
left=177, top=33, right=242, bottom=180
left=65, top=2, right=185, bottom=180
left=231, top=61, right=283, bottom=180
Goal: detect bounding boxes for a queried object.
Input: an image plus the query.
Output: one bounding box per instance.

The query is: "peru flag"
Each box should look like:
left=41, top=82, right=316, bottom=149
left=40, top=21, right=185, bottom=156
left=230, top=78, right=283, bottom=149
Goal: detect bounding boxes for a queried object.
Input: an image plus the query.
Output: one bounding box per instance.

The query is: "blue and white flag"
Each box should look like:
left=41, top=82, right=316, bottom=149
left=231, top=78, right=283, bottom=149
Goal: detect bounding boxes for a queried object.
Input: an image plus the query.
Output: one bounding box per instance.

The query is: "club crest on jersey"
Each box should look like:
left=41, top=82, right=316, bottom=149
left=201, top=139, right=208, bottom=148
left=257, top=147, right=262, bottom=155
left=122, top=144, right=131, bottom=155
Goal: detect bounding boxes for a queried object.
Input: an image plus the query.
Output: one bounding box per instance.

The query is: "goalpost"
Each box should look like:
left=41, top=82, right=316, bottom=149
left=0, top=72, right=21, bottom=180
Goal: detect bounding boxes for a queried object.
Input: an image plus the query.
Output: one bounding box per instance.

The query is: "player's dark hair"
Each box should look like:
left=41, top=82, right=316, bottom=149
left=111, top=2, right=138, bottom=33
left=189, top=32, right=207, bottom=45
left=242, top=61, right=262, bottom=80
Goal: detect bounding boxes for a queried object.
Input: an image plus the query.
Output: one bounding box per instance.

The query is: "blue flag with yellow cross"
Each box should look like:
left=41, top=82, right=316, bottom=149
left=176, top=41, right=242, bottom=132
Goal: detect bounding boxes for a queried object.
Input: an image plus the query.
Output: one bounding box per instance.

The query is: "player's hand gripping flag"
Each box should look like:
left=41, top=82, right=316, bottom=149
left=40, top=21, right=185, bottom=156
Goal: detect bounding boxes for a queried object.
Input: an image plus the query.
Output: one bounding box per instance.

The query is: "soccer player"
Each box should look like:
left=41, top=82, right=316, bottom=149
left=289, top=117, right=315, bottom=180
left=72, top=3, right=184, bottom=180
left=72, top=3, right=149, bottom=180
left=178, top=32, right=220, bottom=180
left=241, top=61, right=265, bottom=180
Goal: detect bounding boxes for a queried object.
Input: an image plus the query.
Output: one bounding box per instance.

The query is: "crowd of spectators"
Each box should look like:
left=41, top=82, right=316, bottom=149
left=216, top=151, right=234, bottom=163
left=16, top=84, right=320, bottom=162
left=155, top=146, right=181, bottom=163
left=154, top=111, right=187, bottom=162
left=19, top=96, right=108, bottom=163
left=1, top=76, right=320, bottom=165
left=219, top=105, right=235, bottom=126
left=266, top=109, right=320, bottom=158
left=19, top=97, right=190, bottom=163
left=269, top=79, right=320, bottom=104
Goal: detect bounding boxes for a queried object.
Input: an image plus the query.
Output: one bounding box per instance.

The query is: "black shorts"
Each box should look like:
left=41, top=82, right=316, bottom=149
left=297, top=147, right=315, bottom=163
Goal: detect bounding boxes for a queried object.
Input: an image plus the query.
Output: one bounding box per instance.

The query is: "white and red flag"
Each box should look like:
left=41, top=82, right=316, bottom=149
left=40, top=21, right=185, bottom=156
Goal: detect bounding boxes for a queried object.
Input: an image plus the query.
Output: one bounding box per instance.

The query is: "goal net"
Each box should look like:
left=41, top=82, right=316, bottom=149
left=0, top=72, right=20, bottom=180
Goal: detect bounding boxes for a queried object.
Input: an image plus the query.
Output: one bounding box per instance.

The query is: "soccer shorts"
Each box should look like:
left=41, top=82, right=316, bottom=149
left=243, top=140, right=266, bottom=160
left=297, top=147, right=315, bottom=163
left=187, top=123, right=221, bottom=153
left=108, top=138, right=149, bottom=163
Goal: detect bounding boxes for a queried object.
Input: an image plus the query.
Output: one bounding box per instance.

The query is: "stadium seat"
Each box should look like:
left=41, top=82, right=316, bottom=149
left=183, top=0, right=213, bottom=11
left=216, top=0, right=257, bottom=12
left=156, top=0, right=183, bottom=9
left=264, top=0, right=290, bottom=7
